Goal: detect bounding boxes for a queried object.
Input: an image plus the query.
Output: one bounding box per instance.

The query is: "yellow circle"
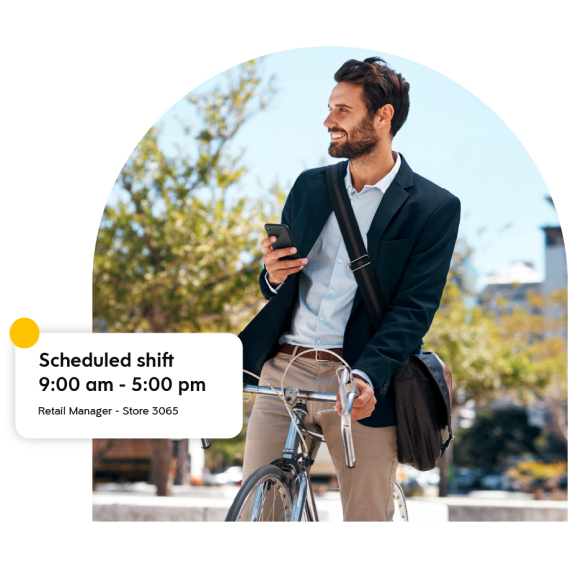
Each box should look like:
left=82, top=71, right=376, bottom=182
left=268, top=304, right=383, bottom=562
left=10, top=318, right=40, bottom=348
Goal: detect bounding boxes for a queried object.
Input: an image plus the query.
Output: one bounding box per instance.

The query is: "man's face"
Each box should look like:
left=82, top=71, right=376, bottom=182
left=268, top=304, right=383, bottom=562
left=324, top=82, right=379, bottom=160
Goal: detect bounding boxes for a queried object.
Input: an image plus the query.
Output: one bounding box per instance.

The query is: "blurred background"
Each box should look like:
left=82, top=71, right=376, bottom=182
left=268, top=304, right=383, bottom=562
left=92, top=49, right=566, bottom=521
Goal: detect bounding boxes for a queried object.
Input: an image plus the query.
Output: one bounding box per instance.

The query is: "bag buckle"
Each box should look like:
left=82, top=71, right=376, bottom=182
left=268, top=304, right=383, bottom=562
left=349, top=254, right=371, bottom=272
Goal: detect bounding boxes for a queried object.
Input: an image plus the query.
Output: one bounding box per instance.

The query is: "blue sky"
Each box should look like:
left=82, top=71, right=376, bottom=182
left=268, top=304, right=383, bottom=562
left=127, top=46, right=559, bottom=291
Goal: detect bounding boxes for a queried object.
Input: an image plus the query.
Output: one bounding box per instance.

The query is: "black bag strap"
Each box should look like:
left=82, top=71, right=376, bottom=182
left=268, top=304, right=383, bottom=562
left=327, top=163, right=455, bottom=456
left=325, top=162, right=386, bottom=330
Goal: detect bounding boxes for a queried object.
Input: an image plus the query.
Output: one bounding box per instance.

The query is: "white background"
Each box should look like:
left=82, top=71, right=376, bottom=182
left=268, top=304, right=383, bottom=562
left=16, top=333, right=242, bottom=438
left=1, top=0, right=566, bottom=566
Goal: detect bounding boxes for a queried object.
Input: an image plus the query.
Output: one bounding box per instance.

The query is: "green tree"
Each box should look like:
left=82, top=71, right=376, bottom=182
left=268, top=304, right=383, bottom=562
left=426, top=243, right=540, bottom=406
left=425, top=242, right=567, bottom=493
left=92, top=60, right=283, bottom=496
left=93, top=59, right=283, bottom=334
left=453, top=406, right=541, bottom=470
left=518, top=289, right=567, bottom=446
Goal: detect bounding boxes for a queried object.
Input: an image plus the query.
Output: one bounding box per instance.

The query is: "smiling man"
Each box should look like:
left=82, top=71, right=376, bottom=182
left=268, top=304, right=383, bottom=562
left=239, top=57, right=461, bottom=521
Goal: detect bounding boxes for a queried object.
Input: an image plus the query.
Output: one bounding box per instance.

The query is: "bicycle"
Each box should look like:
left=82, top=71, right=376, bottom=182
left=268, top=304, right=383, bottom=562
left=201, top=352, right=409, bottom=522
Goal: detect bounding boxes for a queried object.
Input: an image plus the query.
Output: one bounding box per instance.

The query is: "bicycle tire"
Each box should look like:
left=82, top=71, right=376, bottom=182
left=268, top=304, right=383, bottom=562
left=225, top=464, right=293, bottom=522
left=393, top=482, right=409, bottom=522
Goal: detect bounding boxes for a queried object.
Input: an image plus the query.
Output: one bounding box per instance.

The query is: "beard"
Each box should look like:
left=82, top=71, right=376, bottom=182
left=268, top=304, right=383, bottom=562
left=327, top=115, right=379, bottom=160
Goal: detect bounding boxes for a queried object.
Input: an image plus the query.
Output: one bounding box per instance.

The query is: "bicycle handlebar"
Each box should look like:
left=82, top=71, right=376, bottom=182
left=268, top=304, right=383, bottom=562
left=199, top=366, right=358, bottom=467
left=242, top=384, right=337, bottom=404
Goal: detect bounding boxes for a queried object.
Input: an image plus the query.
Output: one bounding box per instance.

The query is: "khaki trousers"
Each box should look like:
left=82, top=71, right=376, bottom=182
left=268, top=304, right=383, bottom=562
left=243, top=351, right=398, bottom=522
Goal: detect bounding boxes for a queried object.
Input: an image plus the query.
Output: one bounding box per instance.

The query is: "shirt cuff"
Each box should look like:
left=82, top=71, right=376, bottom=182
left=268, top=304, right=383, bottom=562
left=265, top=272, right=283, bottom=294
left=352, top=369, right=373, bottom=389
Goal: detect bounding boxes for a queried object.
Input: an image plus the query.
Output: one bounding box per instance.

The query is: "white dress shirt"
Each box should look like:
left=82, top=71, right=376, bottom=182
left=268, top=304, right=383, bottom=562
left=267, top=153, right=401, bottom=387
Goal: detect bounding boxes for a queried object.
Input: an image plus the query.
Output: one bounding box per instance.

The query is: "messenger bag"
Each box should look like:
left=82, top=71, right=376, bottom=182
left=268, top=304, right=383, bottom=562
left=325, top=162, right=454, bottom=472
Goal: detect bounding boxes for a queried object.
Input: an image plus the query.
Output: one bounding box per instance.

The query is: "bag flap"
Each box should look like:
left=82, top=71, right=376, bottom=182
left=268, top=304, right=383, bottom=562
left=411, top=352, right=452, bottom=424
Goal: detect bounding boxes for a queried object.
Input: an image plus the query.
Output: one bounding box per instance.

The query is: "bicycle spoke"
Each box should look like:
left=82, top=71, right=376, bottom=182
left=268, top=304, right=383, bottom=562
left=249, top=481, right=268, bottom=521
left=271, top=488, right=276, bottom=521
left=235, top=472, right=292, bottom=522
left=392, top=483, right=409, bottom=522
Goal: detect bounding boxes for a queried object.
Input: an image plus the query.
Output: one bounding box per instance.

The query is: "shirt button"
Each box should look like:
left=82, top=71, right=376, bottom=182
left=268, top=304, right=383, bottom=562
left=337, top=259, right=343, bottom=264
left=316, top=339, right=322, bottom=345
left=329, top=288, right=335, bottom=294
left=354, top=196, right=359, bottom=202
left=319, top=316, right=325, bottom=321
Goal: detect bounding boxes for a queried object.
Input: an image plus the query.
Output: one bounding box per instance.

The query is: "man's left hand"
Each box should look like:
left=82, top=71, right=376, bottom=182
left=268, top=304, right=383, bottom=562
left=334, top=376, right=377, bottom=420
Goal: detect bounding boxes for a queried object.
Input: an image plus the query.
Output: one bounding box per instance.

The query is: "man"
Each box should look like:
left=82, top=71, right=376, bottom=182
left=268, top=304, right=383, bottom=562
left=239, top=57, right=461, bottom=521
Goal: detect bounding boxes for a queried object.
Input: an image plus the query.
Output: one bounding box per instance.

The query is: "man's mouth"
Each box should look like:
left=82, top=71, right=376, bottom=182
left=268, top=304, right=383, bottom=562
left=330, top=132, right=346, bottom=142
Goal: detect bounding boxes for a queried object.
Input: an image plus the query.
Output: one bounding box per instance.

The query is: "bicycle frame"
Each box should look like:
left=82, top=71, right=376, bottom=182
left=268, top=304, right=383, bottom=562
left=243, top=369, right=355, bottom=522
left=243, top=398, right=321, bottom=521
left=203, top=365, right=362, bottom=522
left=245, top=391, right=321, bottom=521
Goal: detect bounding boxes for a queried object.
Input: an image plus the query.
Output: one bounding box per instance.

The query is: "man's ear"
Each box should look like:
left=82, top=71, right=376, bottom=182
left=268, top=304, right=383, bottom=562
left=375, top=104, right=394, bottom=131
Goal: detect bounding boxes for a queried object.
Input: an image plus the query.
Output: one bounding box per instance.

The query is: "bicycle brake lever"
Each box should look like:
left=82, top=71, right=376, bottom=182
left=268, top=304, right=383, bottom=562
left=317, top=387, right=361, bottom=415
left=338, top=366, right=356, bottom=468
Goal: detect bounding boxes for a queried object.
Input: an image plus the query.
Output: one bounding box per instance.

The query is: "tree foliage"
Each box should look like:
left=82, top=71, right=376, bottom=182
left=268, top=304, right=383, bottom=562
left=93, top=60, right=284, bottom=334
left=506, top=460, right=567, bottom=499
left=92, top=60, right=285, bottom=495
left=426, top=243, right=566, bottom=492
left=425, top=242, right=567, bottom=412
left=453, top=406, right=541, bottom=470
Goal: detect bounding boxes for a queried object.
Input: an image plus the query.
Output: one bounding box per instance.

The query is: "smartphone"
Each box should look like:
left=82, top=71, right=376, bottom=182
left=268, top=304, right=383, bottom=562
left=264, top=223, right=301, bottom=260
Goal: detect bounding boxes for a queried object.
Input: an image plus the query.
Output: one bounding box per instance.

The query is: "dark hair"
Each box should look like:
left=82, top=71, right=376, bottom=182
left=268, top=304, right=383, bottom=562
left=334, top=57, right=410, bottom=137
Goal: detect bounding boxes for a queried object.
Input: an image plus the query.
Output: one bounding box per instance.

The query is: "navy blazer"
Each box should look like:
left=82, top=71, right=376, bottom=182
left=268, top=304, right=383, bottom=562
left=239, top=154, right=460, bottom=427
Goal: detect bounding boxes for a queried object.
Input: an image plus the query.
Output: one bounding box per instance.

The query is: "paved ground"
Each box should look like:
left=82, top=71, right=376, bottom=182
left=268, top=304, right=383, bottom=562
left=92, top=483, right=567, bottom=522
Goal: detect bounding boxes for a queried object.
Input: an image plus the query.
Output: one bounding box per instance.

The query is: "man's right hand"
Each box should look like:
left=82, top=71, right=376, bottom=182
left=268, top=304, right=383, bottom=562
left=262, top=236, right=308, bottom=287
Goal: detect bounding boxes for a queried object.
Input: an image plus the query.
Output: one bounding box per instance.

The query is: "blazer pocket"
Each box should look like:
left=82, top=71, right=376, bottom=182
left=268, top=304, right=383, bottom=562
left=380, top=238, right=411, bottom=249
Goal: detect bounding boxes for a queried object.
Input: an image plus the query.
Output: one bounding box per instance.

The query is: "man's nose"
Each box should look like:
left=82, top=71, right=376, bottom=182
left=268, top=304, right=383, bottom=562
left=323, top=112, right=336, bottom=129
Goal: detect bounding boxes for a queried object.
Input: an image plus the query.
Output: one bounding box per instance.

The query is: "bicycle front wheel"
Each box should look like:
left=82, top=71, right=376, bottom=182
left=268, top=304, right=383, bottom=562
left=225, top=464, right=293, bottom=522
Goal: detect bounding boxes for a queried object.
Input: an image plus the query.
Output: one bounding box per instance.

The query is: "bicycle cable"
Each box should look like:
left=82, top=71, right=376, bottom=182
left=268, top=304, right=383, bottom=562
left=243, top=348, right=352, bottom=455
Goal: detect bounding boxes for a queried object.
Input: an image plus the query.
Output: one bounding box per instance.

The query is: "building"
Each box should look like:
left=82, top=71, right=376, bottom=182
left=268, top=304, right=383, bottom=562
left=478, top=261, right=543, bottom=315
left=479, top=197, right=565, bottom=315
left=542, top=225, right=566, bottom=296
left=542, top=197, right=566, bottom=292
left=542, top=197, right=566, bottom=324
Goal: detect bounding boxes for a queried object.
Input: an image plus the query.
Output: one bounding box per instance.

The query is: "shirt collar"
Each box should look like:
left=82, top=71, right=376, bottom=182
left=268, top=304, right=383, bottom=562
left=344, top=151, right=402, bottom=197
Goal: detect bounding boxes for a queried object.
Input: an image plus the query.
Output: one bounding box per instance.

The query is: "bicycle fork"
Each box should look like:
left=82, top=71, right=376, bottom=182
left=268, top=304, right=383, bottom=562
left=282, top=404, right=319, bottom=522
left=249, top=404, right=319, bottom=523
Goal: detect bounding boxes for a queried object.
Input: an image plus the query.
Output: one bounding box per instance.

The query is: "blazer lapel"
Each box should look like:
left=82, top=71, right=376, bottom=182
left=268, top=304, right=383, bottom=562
left=367, top=153, right=413, bottom=268
left=350, top=154, right=414, bottom=317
